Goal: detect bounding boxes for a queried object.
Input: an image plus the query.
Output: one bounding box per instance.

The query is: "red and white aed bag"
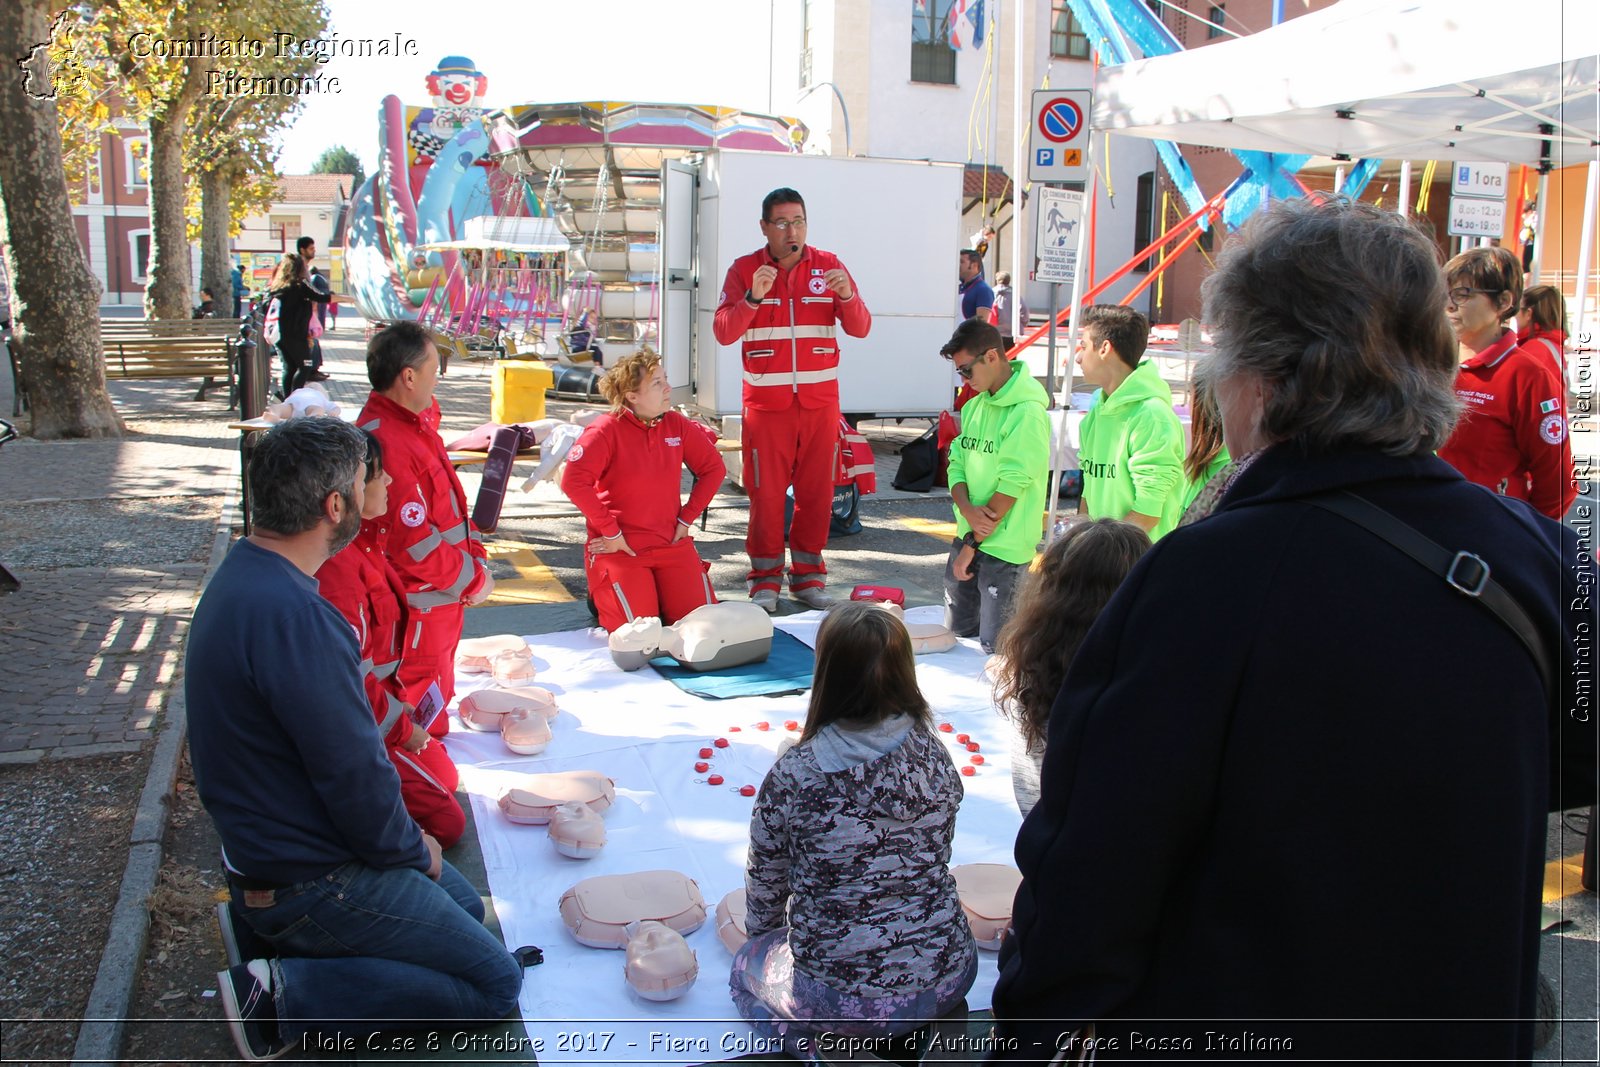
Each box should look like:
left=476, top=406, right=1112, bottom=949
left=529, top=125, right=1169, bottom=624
left=850, top=585, right=905, bottom=607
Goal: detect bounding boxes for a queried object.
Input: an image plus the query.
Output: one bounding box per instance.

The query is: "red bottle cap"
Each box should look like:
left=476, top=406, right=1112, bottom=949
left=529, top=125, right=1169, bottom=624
left=707, top=774, right=724, bottom=786
left=784, top=720, right=800, bottom=731
left=956, top=733, right=970, bottom=744
left=714, top=737, right=730, bottom=748
left=695, top=761, right=709, bottom=773
left=755, top=721, right=770, bottom=731
left=699, top=747, right=714, bottom=759
left=729, top=726, right=742, bottom=732
left=970, top=754, right=985, bottom=766
left=938, top=723, right=954, bottom=733
left=966, top=742, right=981, bottom=753
left=960, top=765, right=977, bottom=776
left=739, top=784, right=756, bottom=797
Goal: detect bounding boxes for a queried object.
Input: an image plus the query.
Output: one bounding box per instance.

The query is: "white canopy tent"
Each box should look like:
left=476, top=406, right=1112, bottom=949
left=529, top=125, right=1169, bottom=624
left=1089, top=0, right=1599, bottom=332
left=1090, top=0, right=1596, bottom=166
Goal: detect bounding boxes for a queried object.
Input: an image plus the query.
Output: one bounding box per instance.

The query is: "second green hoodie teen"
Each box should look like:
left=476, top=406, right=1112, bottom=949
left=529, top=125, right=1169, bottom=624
left=1078, top=359, right=1186, bottom=539
left=948, top=361, right=1051, bottom=564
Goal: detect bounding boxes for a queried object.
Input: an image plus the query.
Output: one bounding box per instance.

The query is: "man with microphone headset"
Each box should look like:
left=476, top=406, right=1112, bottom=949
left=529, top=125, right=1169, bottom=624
left=714, top=188, right=872, bottom=612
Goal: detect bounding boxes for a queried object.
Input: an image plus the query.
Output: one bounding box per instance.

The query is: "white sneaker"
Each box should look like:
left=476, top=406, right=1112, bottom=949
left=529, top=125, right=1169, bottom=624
left=790, top=587, right=836, bottom=610
left=750, top=589, right=779, bottom=613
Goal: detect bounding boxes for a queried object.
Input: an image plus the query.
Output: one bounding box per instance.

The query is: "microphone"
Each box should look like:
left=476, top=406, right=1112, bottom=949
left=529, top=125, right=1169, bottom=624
left=789, top=243, right=799, bottom=255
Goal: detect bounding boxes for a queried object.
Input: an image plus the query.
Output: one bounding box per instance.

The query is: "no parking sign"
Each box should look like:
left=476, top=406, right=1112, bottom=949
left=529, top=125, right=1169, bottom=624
left=1029, top=89, right=1092, bottom=183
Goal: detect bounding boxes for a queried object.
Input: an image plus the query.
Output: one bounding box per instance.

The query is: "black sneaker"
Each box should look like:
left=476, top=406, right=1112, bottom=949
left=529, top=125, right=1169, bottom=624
left=218, top=961, right=290, bottom=1061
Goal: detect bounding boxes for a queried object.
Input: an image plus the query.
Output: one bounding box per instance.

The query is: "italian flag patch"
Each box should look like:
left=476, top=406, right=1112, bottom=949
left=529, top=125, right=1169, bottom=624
left=1540, top=398, right=1560, bottom=414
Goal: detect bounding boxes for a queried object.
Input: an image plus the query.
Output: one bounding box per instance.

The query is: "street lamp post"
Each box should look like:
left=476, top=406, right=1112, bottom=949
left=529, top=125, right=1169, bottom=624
left=797, top=81, right=852, bottom=157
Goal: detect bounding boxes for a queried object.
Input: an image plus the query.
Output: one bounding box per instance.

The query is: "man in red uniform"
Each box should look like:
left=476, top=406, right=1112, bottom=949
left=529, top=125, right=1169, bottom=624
left=358, top=322, right=494, bottom=723
left=713, top=188, right=871, bottom=612
left=1436, top=247, right=1575, bottom=520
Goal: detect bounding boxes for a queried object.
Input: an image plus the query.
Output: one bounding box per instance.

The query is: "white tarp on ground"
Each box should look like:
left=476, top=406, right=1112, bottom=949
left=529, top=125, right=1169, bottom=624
left=445, top=608, right=1022, bottom=1066
left=1091, top=0, right=1599, bottom=166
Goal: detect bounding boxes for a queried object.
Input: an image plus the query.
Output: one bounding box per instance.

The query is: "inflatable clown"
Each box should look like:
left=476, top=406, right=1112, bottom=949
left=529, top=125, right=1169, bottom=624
left=407, top=56, right=489, bottom=162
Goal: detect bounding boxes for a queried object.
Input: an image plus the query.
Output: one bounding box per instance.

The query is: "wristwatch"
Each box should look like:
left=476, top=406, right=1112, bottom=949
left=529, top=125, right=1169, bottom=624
left=744, top=289, right=760, bottom=307
left=961, top=530, right=979, bottom=549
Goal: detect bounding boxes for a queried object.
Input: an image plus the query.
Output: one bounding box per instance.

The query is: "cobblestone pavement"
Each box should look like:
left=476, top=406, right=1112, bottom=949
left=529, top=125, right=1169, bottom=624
left=0, top=383, right=236, bottom=763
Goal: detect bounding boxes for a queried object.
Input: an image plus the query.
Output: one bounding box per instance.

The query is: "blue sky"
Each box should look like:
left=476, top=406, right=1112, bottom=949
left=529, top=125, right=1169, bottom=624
left=277, top=0, right=780, bottom=174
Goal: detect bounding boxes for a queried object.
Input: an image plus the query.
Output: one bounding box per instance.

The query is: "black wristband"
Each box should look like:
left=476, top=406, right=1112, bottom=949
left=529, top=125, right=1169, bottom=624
left=744, top=289, right=760, bottom=307
left=962, top=530, right=979, bottom=549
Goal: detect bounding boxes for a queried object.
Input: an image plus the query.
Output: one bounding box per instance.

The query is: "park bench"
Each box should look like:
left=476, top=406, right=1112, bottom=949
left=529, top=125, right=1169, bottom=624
left=100, top=333, right=237, bottom=402
left=98, top=318, right=247, bottom=403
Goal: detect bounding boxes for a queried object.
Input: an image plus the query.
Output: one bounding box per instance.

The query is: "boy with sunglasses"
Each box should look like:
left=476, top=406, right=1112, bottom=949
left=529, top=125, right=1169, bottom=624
left=938, top=318, right=1051, bottom=652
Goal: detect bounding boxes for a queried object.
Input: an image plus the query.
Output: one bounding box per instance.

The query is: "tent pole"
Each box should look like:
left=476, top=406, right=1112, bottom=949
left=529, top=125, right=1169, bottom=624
left=1398, top=161, right=1412, bottom=219
left=1334, top=166, right=1345, bottom=196
left=1573, top=159, right=1599, bottom=350
left=1010, top=0, right=1026, bottom=350
left=1531, top=170, right=1551, bottom=285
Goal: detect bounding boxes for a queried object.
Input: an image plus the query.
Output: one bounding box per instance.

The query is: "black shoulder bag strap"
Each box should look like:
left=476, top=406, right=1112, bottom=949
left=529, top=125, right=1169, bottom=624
left=1304, top=490, right=1556, bottom=697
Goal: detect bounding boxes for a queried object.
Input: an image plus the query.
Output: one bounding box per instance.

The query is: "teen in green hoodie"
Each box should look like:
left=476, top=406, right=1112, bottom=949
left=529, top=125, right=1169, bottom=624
left=939, top=318, right=1051, bottom=652
left=1074, top=305, right=1186, bottom=539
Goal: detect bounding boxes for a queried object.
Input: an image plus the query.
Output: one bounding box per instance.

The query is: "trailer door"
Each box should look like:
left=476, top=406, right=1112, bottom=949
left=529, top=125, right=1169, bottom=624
left=659, top=159, right=698, bottom=406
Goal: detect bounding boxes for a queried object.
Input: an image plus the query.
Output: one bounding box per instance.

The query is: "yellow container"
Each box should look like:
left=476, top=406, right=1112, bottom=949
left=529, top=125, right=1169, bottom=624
left=490, top=361, right=554, bottom=424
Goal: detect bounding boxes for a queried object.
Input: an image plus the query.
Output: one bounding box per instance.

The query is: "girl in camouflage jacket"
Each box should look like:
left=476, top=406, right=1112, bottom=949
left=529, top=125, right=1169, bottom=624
left=731, top=603, right=977, bottom=1054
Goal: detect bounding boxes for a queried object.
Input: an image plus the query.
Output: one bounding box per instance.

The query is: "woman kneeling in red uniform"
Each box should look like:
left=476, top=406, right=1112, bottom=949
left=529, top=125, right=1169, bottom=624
left=561, top=349, right=726, bottom=631
left=316, top=430, right=466, bottom=847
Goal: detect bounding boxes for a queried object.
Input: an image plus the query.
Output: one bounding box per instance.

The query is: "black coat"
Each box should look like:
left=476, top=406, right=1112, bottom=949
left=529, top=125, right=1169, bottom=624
left=270, top=280, right=328, bottom=362
left=993, top=445, right=1593, bottom=1063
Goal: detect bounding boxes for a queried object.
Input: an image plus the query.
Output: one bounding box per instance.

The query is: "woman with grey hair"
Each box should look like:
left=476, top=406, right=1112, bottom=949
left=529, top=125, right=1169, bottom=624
left=991, top=198, right=1590, bottom=1063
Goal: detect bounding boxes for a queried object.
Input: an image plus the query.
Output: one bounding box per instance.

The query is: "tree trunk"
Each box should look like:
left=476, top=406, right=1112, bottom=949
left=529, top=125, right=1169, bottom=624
left=199, top=165, right=234, bottom=317
left=0, top=0, right=123, bottom=438
left=144, top=104, right=195, bottom=319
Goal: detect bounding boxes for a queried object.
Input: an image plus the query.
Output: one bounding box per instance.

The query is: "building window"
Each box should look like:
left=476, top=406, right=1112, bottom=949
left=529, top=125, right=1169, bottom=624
left=269, top=215, right=303, bottom=246
left=86, top=148, right=102, bottom=200
left=1050, top=3, right=1092, bottom=59
left=1207, top=4, right=1226, bottom=39
left=128, top=229, right=151, bottom=282
left=124, top=137, right=149, bottom=188
left=911, top=0, right=957, bottom=85
left=1134, top=172, right=1156, bottom=272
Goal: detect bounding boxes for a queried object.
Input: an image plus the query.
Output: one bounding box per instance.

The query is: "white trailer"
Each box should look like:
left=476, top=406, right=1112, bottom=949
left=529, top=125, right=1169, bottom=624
left=659, top=151, right=966, bottom=419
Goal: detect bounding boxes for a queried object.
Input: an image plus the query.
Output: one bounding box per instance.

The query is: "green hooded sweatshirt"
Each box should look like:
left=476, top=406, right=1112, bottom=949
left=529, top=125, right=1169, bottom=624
left=1078, top=359, right=1186, bottom=540
left=947, top=361, right=1051, bottom=566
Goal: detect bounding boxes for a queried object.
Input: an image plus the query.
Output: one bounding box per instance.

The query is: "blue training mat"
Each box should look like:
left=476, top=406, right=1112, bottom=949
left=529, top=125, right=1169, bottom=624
left=648, top=629, right=816, bottom=700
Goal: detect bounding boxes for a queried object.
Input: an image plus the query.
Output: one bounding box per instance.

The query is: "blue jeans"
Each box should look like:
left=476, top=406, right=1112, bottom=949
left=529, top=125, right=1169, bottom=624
left=232, top=859, right=522, bottom=1043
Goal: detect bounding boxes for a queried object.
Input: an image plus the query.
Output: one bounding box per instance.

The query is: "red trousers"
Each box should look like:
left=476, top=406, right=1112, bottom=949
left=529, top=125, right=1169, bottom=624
left=390, top=740, right=465, bottom=848
left=396, top=605, right=465, bottom=738
left=588, top=537, right=717, bottom=632
left=742, top=404, right=837, bottom=595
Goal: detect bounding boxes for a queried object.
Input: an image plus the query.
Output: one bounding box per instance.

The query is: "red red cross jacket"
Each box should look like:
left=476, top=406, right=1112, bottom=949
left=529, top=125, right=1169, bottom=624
left=357, top=392, right=489, bottom=626
left=561, top=408, right=725, bottom=550
left=837, top=418, right=877, bottom=494
left=316, top=524, right=416, bottom=749
left=1437, top=329, right=1576, bottom=520
left=713, top=245, right=872, bottom=412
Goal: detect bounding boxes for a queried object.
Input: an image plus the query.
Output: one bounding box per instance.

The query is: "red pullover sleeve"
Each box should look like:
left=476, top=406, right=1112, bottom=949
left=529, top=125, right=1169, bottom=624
left=675, top=416, right=727, bottom=527
left=560, top=420, right=622, bottom=538
left=834, top=264, right=872, bottom=339
left=713, top=259, right=757, bottom=346
left=378, top=445, right=486, bottom=611
left=1510, top=359, right=1576, bottom=519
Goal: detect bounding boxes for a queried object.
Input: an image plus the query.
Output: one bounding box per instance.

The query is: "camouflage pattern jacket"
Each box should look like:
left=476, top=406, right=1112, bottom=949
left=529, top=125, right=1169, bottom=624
left=744, top=721, right=976, bottom=997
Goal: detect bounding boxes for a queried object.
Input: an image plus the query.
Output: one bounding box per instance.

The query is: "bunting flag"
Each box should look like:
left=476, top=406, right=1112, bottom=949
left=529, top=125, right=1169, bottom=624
left=947, top=0, right=978, bottom=50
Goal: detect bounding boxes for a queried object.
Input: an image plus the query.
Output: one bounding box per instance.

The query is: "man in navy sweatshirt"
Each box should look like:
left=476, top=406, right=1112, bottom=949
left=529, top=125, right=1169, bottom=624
left=187, top=417, right=520, bottom=1061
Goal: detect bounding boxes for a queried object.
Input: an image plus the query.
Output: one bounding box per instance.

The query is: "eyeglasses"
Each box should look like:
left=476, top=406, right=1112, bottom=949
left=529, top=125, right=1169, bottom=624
left=954, top=356, right=981, bottom=380
left=765, top=217, right=807, bottom=231
left=1446, top=286, right=1500, bottom=306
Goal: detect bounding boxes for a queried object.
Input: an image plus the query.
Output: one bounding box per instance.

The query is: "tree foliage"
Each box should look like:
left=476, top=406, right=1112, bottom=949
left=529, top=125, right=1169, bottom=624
left=311, top=145, right=366, bottom=191
left=48, top=0, right=330, bottom=316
